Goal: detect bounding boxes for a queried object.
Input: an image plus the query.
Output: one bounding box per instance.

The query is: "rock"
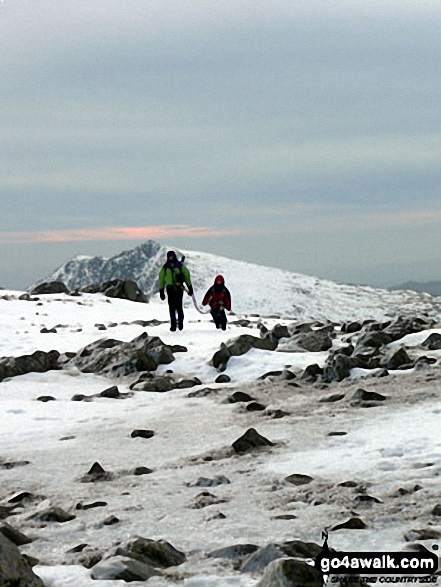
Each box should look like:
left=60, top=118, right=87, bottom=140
left=187, top=476, right=231, bottom=488
left=255, top=558, right=323, bottom=587
left=193, top=492, right=227, bottom=509
left=103, top=515, right=119, bottom=526
left=294, top=329, right=333, bottom=352
left=0, top=533, right=45, bottom=586
left=404, top=528, right=441, bottom=542
left=28, top=506, right=75, bottom=524
left=232, top=428, right=275, bottom=454
left=383, top=315, right=435, bottom=342
left=76, top=501, right=107, bottom=510
left=36, top=395, right=56, bottom=402
left=328, top=431, right=347, bottom=436
left=301, top=364, right=323, bottom=382
left=131, top=372, right=201, bottom=392
left=246, top=402, right=267, bottom=411
left=271, top=324, right=291, bottom=340
left=240, top=544, right=285, bottom=573
left=116, top=537, right=186, bottom=569
left=7, top=491, right=38, bottom=504
left=285, top=474, right=314, bottom=486
left=40, top=327, right=57, bottom=333
left=259, top=370, right=283, bottom=380
left=279, top=540, right=322, bottom=559
left=322, top=353, right=352, bottom=382
left=91, top=555, right=160, bottom=581
left=432, top=504, right=441, bottom=516
left=71, top=394, right=91, bottom=402
left=351, top=389, right=387, bottom=401
left=70, top=332, right=175, bottom=377
left=209, top=544, right=259, bottom=560
left=380, top=347, right=412, bottom=370
left=0, top=349, right=61, bottom=382
left=211, top=334, right=278, bottom=369
left=342, top=321, right=362, bottom=333
left=215, top=374, right=231, bottom=383
left=30, top=281, right=69, bottom=295
left=319, top=393, right=345, bottom=403
left=81, top=462, right=112, bottom=483
left=82, top=279, right=148, bottom=303
left=131, top=429, right=155, bottom=439
left=75, top=548, right=104, bottom=569
left=0, top=460, right=30, bottom=470
left=331, top=517, right=367, bottom=531
left=422, top=333, right=441, bottom=350
left=99, top=385, right=120, bottom=398
left=356, top=331, right=392, bottom=348
left=0, top=523, right=33, bottom=546
left=132, top=467, right=153, bottom=476
left=228, top=391, right=255, bottom=403
left=265, top=409, right=291, bottom=419
left=187, top=387, right=216, bottom=398
left=272, top=514, right=297, bottom=520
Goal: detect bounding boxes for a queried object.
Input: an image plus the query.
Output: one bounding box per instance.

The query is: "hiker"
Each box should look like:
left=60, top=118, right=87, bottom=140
left=158, top=251, right=193, bottom=331
left=202, top=275, right=231, bottom=330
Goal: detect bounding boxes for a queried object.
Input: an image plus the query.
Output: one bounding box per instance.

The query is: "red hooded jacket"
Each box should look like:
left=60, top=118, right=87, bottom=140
left=202, top=276, right=231, bottom=311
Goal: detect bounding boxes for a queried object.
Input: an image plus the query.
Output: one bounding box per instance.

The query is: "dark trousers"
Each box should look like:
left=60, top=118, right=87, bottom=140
left=211, top=308, right=227, bottom=329
left=166, top=286, right=184, bottom=328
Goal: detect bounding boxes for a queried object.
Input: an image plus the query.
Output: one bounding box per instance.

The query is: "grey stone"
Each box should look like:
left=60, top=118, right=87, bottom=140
left=294, top=329, right=333, bottom=352
left=240, top=544, right=285, bottom=573
left=255, top=558, right=323, bottom=587
left=0, top=349, right=61, bottom=382
left=285, top=474, right=314, bottom=486
left=246, top=402, right=267, bottom=411
left=209, top=544, right=259, bottom=560
left=116, top=537, right=186, bottom=569
left=422, top=333, right=441, bottom=350
left=82, top=279, right=148, bottom=303
left=91, top=555, right=160, bottom=581
left=279, top=540, right=322, bottom=559
left=99, top=386, right=120, bottom=398
left=215, top=374, right=231, bottom=383
left=351, top=389, right=387, bottom=401
left=232, top=428, right=275, bottom=454
left=0, top=523, right=32, bottom=546
left=228, top=391, right=255, bottom=403
left=380, top=347, right=412, bottom=370
left=0, top=533, right=44, bottom=586
left=30, top=281, right=69, bottom=295
left=28, top=507, right=75, bottom=524
left=131, top=429, right=155, bottom=439
left=331, top=517, right=367, bottom=531
left=319, top=393, right=345, bottom=403
left=187, top=476, right=231, bottom=488
left=81, top=462, right=112, bottom=483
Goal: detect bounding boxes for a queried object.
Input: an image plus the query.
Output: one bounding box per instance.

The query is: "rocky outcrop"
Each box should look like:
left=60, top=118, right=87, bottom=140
left=67, top=333, right=175, bottom=376
left=211, top=334, right=278, bottom=370
left=30, top=281, right=69, bottom=295
left=82, top=279, right=148, bottom=303
left=0, top=350, right=61, bottom=382
left=0, top=533, right=44, bottom=586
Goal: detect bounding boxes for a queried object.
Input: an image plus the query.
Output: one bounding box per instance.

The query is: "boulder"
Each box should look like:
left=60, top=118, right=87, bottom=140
left=0, top=350, right=61, bottom=382
left=68, top=333, right=175, bottom=377
left=240, top=544, right=285, bottom=573
left=380, top=347, right=412, bottom=370
left=130, top=373, right=201, bottom=392
left=232, top=428, right=275, bottom=454
left=82, top=279, right=148, bottom=303
left=293, top=329, right=333, bottom=352
left=322, top=353, right=352, bottom=382
left=91, top=555, right=160, bottom=581
left=422, top=333, right=441, bottom=350
left=0, top=533, right=44, bottom=586
left=116, top=537, right=186, bottom=569
left=255, top=558, right=323, bottom=587
left=211, top=334, right=278, bottom=370
left=30, top=281, right=69, bottom=295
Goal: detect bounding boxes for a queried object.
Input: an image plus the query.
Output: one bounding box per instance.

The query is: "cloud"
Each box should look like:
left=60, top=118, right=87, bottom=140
left=0, top=225, right=246, bottom=245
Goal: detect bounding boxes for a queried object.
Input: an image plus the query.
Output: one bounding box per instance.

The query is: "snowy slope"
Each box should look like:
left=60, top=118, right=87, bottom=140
left=0, top=291, right=440, bottom=587
left=33, top=242, right=441, bottom=322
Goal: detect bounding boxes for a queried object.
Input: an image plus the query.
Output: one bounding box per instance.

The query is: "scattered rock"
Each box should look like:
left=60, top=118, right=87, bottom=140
left=116, top=537, right=186, bottom=569
left=76, top=501, right=108, bottom=510
left=187, top=387, right=217, bottom=398
left=30, top=281, right=69, bottom=295
left=432, top=504, right=441, bottom=516
left=91, top=555, right=160, bottom=581
left=351, top=389, right=387, bottom=402
left=255, top=558, right=323, bottom=587
left=294, top=329, right=333, bottom=352
left=279, top=540, right=322, bottom=559
left=211, top=334, right=278, bottom=369
left=40, top=327, right=57, bottom=334
left=319, top=393, right=345, bottom=403
left=81, top=462, right=112, bottom=483
left=102, top=515, right=120, bottom=526
left=331, top=517, right=367, bottom=531
left=0, top=460, right=31, bottom=470
left=99, top=385, right=120, bottom=398
left=301, top=364, right=323, bottom=382
left=232, top=428, right=275, bottom=454
left=187, top=476, right=231, bottom=488
left=209, top=544, right=259, bottom=560
left=36, top=395, right=56, bottom=402
left=193, top=491, right=227, bottom=509
left=285, top=474, right=314, bottom=486
left=82, top=279, right=148, bottom=303
left=215, top=374, right=231, bottom=383
left=131, top=429, right=155, bottom=439
left=131, top=372, right=201, bottom=392
left=28, top=507, right=75, bottom=524
left=228, top=391, right=255, bottom=403
left=132, top=467, right=153, bottom=476
left=0, top=533, right=45, bottom=586
left=404, top=528, right=441, bottom=542
left=246, top=402, right=267, bottom=411
left=0, top=523, right=33, bottom=546
left=240, top=544, right=285, bottom=573
left=0, top=349, right=61, bottom=382
left=380, top=347, right=412, bottom=370
left=328, top=431, right=347, bottom=436
left=265, top=409, right=291, bottom=419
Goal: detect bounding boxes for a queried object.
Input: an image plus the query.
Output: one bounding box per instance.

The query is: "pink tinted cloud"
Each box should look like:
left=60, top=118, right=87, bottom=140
left=0, top=225, right=246, bottom=244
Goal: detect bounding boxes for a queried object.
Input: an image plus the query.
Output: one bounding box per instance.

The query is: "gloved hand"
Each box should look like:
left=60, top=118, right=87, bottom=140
left=187, top=285, right=193, bottom=296
left=160, top=289, right=165, bottom=301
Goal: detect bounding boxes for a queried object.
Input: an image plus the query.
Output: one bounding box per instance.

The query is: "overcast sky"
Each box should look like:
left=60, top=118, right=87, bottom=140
left=1, top=0, right=440, bottom=290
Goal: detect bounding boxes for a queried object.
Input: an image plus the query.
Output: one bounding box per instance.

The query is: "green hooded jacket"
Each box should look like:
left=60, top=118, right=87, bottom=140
left=158, top=264, right=192, bottom=289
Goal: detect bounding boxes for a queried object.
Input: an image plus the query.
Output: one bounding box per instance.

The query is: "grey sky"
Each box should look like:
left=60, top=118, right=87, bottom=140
left=1, top=0, right=441, bottom=289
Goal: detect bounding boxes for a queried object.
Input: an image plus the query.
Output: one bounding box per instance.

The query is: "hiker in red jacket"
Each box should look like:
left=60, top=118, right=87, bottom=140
left=202, top=275, right=231, bottom=330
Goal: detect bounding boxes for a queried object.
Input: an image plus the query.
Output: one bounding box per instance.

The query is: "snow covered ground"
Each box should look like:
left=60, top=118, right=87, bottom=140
left=0, top=291, right=440, bottom=586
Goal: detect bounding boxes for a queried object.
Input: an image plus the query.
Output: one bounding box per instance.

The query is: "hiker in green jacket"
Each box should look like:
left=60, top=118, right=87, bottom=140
left=158, top=251, right=193, bottom=331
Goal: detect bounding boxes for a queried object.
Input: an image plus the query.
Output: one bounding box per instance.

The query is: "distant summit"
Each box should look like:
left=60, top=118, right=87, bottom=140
left=390, top=281, right=441, bottom=297
left=32, top=241, right=441, bottom=321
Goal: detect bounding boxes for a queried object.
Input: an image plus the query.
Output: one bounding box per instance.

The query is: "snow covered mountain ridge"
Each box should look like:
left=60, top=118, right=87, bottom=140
left=33, top=241, right=441, bottom=322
